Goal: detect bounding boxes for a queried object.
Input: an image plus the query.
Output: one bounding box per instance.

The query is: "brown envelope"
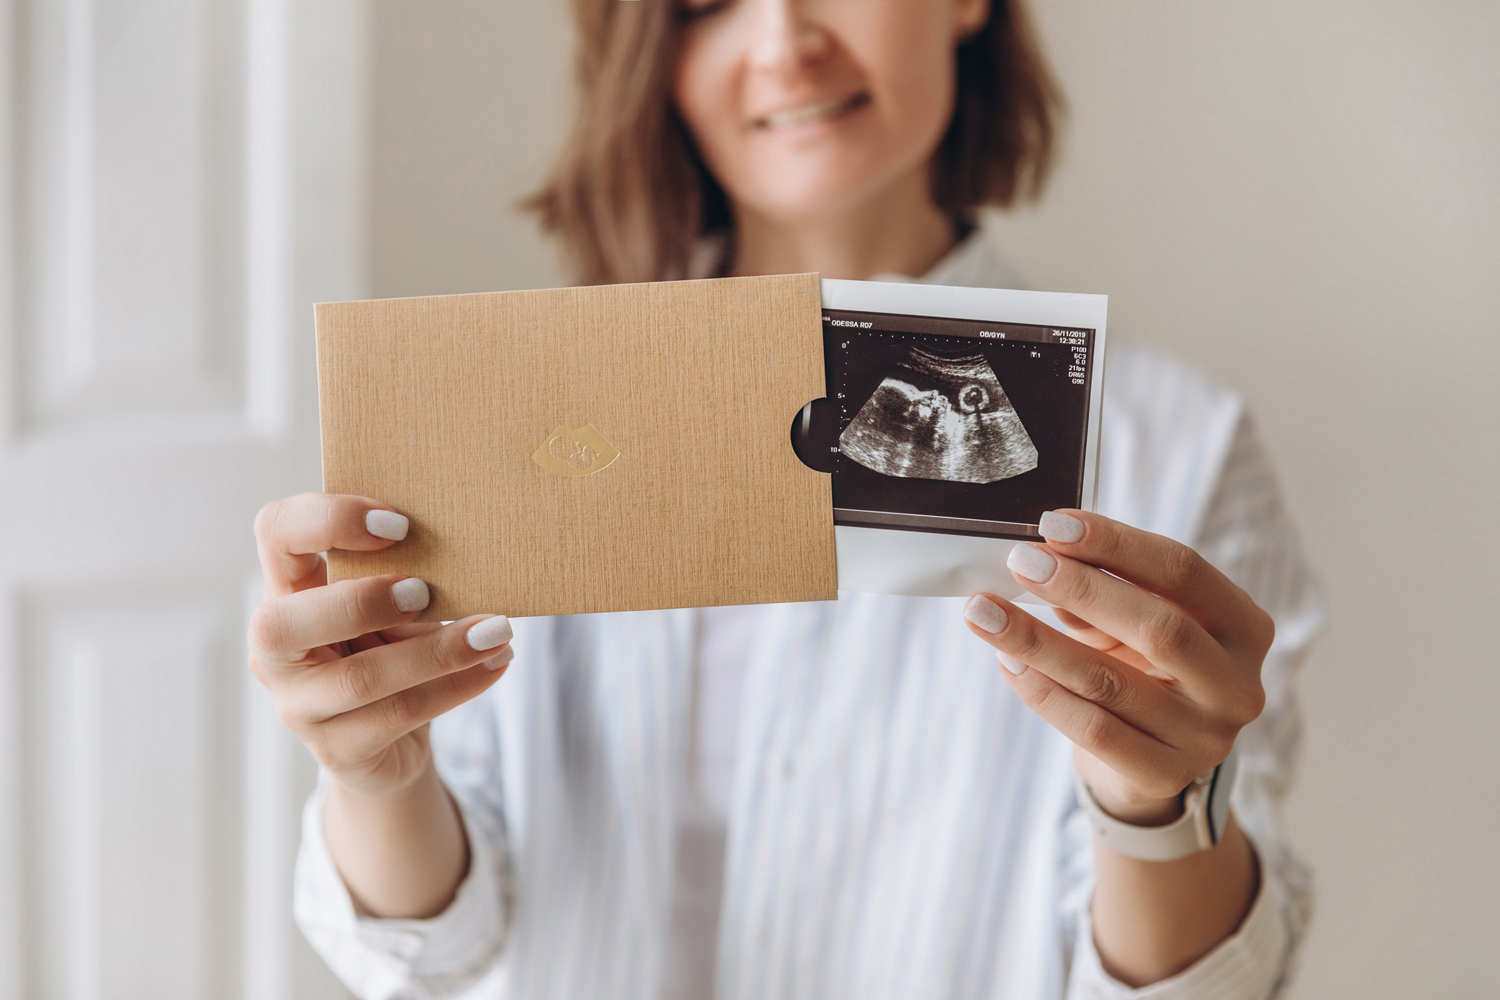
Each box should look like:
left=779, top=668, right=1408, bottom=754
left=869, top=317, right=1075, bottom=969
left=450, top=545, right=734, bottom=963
left=315, top=273, right=837, bottom=620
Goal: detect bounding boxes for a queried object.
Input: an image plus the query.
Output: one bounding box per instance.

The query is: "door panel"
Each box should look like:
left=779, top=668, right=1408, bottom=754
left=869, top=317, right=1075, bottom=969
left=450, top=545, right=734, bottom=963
left=0, top=1, right=364, bottom=997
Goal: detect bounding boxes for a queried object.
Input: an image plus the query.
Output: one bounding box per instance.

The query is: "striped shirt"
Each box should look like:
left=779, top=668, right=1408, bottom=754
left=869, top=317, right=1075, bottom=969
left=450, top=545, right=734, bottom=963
left=293, top=232, right=1326, bottom=1000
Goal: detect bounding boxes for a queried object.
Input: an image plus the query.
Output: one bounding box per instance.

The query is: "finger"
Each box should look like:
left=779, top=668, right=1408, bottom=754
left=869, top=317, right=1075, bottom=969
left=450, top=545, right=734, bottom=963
left=1050, top=608, right=1177, bottom=683
left=248, top=574, right=432, bottom=666
left=1051, top=607, right=1129, bottom=655
left=312, top=656, right=512, bottom=766
left=254, top=493, right=411, bottom=596
left=296, top=614, right=514, bottom=721
left=347, top=620, right=444, bottom=654
left=963, top=594, right=1190, bottom=734
left=1004, top=543, right=1235, bottom=694
left=1035, top=510, right=1272, bottom=652
left=993, top=645, right=1172, bottom=786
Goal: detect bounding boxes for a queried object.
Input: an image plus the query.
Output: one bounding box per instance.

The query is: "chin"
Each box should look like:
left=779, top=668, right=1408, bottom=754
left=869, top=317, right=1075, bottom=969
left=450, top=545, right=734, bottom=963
left=731, top=152, right=907, bottom=223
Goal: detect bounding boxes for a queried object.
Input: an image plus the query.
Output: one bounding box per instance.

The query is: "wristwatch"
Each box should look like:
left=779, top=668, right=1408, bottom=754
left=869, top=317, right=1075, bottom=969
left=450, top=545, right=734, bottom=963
left=1074, top=745, right=1239, bottom=862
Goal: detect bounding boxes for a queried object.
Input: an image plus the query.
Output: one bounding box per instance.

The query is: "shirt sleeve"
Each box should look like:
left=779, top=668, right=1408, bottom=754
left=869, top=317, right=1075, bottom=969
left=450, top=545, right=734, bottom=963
left=292, top=692, right=513, bottom=1000
left=1065, top=411, right=1327, bottom=1000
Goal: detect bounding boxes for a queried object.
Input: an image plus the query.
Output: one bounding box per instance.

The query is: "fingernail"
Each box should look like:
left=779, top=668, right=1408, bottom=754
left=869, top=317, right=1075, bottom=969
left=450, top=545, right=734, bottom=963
left=366, top=509, right=409, bottom=541
left=1008, top=543, right=1058, bottom=583
left=482, top=645, right=515, bottom=672
left=391, top=577, right=430, bottom=613
left=963, top=594, right=1009, bottom=634
left=467, top=615, right=513, bottom=651
left=1039, top=511, right=1085, bottom=544
left=996, top=650, right=1028, bottom=676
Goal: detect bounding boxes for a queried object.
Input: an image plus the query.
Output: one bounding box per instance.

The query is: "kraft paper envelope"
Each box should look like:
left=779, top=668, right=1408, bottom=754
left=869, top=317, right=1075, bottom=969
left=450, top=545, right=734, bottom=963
left=316, top=273, right=837, bottom=620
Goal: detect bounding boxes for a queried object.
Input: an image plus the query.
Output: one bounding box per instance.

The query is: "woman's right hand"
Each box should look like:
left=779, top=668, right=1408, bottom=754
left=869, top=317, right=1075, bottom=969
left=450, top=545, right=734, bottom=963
left=249, top=492, right=513, bottom=799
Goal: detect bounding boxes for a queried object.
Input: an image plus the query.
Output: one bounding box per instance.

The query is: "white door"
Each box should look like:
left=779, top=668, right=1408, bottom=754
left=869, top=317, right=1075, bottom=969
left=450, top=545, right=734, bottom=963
left=1, top=1, right=363, bottom=997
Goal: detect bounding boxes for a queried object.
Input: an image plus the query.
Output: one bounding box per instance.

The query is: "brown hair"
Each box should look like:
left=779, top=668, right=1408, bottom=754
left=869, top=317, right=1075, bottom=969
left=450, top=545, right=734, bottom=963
left=527, top=0, right=1064, bottom=285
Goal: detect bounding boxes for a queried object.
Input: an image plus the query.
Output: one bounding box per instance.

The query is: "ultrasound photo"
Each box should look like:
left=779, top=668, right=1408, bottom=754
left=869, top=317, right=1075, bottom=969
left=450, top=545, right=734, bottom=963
left=795, top=305, right=1097, bottom=540
left=838, top=348, right=1040, bottom=484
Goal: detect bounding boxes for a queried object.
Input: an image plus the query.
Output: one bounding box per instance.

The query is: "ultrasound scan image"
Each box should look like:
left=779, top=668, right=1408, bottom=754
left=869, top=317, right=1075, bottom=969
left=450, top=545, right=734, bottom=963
left=839, top=348, right=1039, bottom=484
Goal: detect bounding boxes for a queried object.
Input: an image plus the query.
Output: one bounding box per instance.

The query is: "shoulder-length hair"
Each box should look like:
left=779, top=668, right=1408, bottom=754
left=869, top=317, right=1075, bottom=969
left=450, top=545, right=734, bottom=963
left=527, top=0, right=1064, bottom=285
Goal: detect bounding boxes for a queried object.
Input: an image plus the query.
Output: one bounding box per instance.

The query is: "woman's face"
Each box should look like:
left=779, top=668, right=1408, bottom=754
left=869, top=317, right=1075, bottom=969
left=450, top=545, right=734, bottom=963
left=673, top=0, right=990, bottom=224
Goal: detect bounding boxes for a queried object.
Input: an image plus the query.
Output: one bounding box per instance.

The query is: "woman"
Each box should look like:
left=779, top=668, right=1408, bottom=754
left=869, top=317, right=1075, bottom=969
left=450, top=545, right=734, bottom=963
left=253, top=1, right=1324, bottom=997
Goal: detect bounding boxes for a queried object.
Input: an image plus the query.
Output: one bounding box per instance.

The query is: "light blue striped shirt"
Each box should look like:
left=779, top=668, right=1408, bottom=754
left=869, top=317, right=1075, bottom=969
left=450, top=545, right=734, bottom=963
left=293, top=234, right=1325, bottom=1000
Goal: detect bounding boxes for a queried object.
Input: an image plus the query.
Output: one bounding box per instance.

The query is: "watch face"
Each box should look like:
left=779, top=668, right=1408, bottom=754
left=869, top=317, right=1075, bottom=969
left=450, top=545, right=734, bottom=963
left=1207, top=749, right=1240, bottom=844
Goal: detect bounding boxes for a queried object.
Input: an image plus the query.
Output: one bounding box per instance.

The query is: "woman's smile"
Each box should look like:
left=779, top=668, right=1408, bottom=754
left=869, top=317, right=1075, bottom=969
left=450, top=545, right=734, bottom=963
left=753, top=90, right=871, bottom=132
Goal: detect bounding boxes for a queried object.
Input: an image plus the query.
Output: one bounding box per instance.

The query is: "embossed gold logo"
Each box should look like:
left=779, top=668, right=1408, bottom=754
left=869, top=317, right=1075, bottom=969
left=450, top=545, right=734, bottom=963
left=531, top=424, right=620, bottom=477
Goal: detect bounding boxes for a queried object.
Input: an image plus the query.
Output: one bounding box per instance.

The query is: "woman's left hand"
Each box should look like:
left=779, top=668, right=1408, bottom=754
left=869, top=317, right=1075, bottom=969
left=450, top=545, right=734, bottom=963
left=962, top=509, right=1276, bottom=824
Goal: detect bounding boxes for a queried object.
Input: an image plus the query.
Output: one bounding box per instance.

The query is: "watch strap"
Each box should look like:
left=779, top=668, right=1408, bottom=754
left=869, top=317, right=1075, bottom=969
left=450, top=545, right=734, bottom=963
left=1075, top=745, right=1239, bottom=863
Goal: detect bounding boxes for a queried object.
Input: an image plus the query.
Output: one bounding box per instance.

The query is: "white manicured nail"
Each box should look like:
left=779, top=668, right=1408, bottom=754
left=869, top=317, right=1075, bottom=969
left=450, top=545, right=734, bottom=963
left=366, top=509, right=409, bottom=541
left=466, top=616, right=513, bottom=651
left=996, top=651, right=1028, bottom=676
left=963, top=594, right=1008, bottom=634
left=482, top=645, right=515, bottom=672
left=391, top=578, right=429, bottom=613
left=1039, top=511, right=1085, bottom=544
left=1008, top=543, right=1058, bottom=583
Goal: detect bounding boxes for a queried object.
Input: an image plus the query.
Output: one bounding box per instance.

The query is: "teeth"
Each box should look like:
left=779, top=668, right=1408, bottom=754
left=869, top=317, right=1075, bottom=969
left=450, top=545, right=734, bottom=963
left=763, top=95, right=857, bottom=129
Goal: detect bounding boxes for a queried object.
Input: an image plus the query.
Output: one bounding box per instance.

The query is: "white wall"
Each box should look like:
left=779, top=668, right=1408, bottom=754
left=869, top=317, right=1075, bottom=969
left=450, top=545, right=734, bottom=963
left=989, top=4, right=1500, bottom=996
left=368, top=2, right=1500, bottom=996
left=370, top=0, right=570, bottom=297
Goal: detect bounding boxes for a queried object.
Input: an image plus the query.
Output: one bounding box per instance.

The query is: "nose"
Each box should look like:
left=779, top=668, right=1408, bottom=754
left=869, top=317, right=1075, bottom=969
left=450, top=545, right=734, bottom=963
left=748, top=0, right=832, bottom=73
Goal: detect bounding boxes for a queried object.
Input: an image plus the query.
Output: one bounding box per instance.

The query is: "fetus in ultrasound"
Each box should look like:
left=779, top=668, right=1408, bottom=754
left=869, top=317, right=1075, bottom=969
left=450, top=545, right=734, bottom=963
left=838, top=348, right=1039, bottom=484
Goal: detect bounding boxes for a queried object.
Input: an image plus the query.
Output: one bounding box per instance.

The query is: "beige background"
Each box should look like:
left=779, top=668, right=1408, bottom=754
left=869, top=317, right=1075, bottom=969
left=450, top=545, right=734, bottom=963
left=368, top=1, right=1499, bottom=996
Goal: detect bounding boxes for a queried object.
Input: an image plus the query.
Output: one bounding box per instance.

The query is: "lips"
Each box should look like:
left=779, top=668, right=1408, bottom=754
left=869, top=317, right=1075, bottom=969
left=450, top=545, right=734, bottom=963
left=755, top=91, right=870, bottom=130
